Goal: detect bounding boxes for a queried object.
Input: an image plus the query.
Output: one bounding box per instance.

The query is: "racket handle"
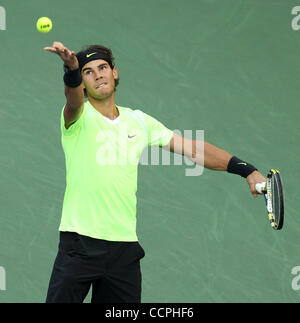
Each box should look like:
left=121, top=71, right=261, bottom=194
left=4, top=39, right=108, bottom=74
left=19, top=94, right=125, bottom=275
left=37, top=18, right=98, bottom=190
left=255, top=182, right=266, bottom=194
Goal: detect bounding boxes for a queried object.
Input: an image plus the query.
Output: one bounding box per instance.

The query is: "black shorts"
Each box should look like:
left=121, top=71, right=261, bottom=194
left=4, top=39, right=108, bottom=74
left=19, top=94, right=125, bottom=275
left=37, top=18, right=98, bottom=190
left=46, top=232, right=145, bottom=303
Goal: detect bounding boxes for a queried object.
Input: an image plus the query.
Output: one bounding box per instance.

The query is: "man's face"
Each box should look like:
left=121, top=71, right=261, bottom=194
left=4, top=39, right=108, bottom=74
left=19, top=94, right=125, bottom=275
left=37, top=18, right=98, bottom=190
left=81, top=59, right=118, bottom=100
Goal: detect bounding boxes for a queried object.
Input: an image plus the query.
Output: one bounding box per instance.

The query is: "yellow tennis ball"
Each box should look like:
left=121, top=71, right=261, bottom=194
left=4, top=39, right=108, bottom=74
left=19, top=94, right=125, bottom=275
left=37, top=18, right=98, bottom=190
left=36, top=17, right=52, bottom=33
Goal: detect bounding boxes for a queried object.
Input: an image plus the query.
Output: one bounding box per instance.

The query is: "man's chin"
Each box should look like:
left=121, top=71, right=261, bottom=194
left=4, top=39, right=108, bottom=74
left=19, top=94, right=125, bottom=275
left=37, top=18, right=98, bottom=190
left=89, top=91, right=113, bottom=100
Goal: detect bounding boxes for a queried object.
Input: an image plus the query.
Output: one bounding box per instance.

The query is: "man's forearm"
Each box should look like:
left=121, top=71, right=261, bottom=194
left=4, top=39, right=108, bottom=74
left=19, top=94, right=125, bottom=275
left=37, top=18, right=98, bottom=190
left=166, top=133, right=258, bottom=178
left=190, top=140, right=257, bottom=177
left=166, top=134, right=232, bottom=171
left=64, top=85, right=84, bottom=109
left=190, top=140, right=232, bottom=170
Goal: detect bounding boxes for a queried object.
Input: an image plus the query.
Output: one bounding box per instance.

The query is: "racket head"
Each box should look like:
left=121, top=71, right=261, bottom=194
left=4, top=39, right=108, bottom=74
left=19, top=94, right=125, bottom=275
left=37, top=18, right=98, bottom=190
left=267, top=169, right=284, bottom=230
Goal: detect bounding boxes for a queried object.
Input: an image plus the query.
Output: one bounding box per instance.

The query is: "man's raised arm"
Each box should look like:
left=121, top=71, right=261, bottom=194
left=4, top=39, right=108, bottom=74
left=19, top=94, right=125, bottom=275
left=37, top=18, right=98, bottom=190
left=44, top=41, right=84, bottom=129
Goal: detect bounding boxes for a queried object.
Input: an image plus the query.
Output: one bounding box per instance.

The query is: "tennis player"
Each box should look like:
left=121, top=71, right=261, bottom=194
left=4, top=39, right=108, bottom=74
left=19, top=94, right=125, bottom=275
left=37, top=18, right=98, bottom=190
left=44, top=41, right=266, bottom=303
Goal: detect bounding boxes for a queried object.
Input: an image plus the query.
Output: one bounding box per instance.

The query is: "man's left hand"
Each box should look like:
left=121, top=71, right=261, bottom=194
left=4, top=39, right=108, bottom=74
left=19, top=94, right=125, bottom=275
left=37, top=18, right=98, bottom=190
left=246, top=170, right=266, bottom=198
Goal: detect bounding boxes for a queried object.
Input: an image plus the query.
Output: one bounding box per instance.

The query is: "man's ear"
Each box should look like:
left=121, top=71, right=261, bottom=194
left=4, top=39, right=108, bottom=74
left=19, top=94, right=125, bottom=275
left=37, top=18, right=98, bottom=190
left=113, top=66, right=118, bottom=80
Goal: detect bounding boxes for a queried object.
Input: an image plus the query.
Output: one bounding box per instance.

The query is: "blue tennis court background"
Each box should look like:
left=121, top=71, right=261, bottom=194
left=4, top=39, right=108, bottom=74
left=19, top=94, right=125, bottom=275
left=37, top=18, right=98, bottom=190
left=0, top=0, right=299, bottom=302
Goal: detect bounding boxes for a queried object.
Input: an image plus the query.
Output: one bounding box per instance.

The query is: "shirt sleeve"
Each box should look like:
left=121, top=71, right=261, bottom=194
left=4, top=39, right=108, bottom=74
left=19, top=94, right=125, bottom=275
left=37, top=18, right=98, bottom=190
left=60, top=103, right=87, bottom=138
left=140, top=111, right=174, bottom=146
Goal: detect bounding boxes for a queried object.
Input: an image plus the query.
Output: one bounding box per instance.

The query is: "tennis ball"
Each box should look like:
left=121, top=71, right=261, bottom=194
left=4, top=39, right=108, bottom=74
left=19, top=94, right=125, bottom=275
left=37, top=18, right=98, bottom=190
left=36, top=17, right=52, bottom=33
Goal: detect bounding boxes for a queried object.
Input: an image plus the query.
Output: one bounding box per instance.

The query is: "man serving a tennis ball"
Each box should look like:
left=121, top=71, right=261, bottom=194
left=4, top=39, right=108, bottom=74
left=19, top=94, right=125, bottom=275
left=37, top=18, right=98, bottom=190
left=44, top=41, right=266, bottom=303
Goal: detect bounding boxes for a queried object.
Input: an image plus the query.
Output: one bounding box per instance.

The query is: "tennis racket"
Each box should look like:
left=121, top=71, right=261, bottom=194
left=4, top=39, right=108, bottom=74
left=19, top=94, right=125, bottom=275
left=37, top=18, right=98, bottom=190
left=255, top=169, right=284, bottom=230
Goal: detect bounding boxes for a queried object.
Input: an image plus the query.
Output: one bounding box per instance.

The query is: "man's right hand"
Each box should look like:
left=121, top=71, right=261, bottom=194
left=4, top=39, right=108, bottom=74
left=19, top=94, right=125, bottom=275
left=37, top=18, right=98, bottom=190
left=44, top=41, right=79, bottom=70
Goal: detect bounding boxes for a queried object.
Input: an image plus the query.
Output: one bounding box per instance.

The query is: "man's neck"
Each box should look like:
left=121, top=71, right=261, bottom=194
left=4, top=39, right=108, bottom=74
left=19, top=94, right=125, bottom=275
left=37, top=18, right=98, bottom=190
left=88, top=94, right=119, bottom=120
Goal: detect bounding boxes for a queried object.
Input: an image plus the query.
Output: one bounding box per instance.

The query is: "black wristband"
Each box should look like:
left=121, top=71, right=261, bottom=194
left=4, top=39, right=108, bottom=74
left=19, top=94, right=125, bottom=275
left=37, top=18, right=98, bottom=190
left=227, top=156, right=257, bottom=178
left=63, top=64, right=82, bottom=88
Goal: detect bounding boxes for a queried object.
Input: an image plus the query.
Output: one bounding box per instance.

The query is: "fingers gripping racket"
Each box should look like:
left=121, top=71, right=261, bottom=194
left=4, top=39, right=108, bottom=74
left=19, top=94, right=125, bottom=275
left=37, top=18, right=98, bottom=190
left=255, top=169, right=284, bottom=230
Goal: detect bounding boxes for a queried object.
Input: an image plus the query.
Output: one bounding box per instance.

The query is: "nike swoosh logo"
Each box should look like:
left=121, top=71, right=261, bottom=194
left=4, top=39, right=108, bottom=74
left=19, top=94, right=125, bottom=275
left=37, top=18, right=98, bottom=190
left=86, top=52, right=97, bottom=58
left=237, top=162, right=247, bottom=166
left=128, top=134, right=136, bottom=138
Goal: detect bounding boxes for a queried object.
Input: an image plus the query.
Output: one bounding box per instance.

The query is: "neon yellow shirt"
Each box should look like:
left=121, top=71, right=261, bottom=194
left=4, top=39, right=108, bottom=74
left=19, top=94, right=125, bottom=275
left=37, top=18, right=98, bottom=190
left=59, top=100, right=173, bottom=241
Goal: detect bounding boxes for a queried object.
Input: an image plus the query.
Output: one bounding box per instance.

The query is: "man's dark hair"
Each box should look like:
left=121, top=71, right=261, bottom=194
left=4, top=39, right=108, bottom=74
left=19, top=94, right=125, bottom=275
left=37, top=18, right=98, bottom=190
left=76, top=44, right=120, bottom=97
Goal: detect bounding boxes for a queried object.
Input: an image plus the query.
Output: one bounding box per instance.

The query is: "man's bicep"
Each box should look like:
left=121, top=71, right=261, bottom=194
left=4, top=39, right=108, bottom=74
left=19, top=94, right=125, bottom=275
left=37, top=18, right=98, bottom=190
left=161, top=133, right=195, bottom=158
left=63, top=103, right=84, bottom=129
left=161, top=132, right=182, bottom=153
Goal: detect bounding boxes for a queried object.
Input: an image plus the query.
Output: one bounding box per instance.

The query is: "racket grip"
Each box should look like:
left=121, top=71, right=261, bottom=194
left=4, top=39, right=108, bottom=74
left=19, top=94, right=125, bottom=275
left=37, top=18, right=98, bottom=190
left=255, top=182, right=266, bottom=194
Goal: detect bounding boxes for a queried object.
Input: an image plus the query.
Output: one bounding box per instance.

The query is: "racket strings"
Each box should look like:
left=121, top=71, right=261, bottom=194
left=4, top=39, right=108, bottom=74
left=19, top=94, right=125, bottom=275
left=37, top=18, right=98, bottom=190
left=268, top=170, right=284, bottom=230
